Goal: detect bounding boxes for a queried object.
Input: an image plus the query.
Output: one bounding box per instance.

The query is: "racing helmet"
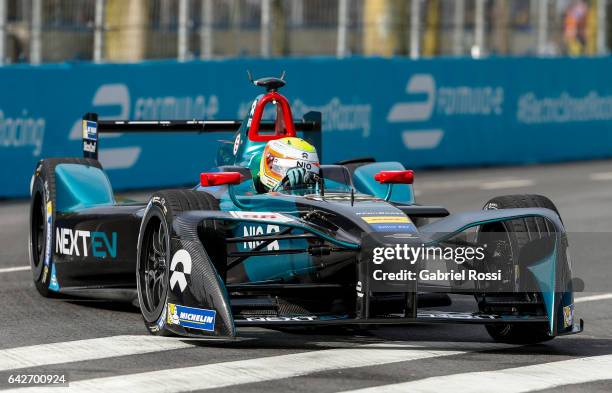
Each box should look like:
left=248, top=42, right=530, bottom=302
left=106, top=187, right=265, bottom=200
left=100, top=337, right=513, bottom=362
left=259, top=137, right=320, bottom=190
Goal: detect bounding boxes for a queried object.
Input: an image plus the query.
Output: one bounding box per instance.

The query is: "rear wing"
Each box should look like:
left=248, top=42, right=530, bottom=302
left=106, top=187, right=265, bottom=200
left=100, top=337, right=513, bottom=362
left=81, top=111, right=322, bottom=160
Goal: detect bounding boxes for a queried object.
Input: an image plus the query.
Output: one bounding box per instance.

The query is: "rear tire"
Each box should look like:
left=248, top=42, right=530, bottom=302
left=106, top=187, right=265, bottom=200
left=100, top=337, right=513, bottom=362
left=478, top=194, right=560, bottom=344
left=29, top=158, right=102, bottom=297
left=137, top=189, right=221, bottom=336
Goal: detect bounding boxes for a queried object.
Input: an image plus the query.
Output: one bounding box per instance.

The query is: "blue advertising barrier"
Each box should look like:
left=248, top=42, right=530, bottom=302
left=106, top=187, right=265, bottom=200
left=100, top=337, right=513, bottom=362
left=1, top=56, right=611, bottom=198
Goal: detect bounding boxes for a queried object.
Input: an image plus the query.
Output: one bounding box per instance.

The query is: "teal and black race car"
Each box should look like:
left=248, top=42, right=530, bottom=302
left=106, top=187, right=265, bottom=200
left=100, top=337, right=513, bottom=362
left=29, top=74, right=582, bottom=343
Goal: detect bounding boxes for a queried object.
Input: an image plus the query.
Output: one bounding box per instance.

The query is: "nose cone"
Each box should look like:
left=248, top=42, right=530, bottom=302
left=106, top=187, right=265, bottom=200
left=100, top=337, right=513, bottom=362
left=360, top=232, right=422, bottom=293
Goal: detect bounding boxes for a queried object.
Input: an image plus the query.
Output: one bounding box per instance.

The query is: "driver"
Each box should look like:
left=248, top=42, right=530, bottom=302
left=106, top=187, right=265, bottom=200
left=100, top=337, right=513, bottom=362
left=254, top=137, right=320, bottom=193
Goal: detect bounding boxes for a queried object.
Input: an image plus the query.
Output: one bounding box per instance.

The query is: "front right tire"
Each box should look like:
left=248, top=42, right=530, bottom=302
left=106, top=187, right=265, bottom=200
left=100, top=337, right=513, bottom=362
left=478, top=194, right=561, bottom=344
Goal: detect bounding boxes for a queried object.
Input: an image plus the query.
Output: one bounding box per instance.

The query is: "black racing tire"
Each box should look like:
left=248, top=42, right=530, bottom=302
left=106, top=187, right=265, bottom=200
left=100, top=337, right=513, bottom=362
left=478, top=194, right=561, bottom=344
left=137, top=189, right=221, bottom=336
left=29, top=158, right=102, bottom=297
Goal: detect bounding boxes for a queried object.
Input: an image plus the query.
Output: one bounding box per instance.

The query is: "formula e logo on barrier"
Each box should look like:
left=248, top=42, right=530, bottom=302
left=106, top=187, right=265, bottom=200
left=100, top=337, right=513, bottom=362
left=169, top=249, right=192, bottom=293
left=388, top=74, right=504, bottom=150
left=387, top=74, right=443, bottom=150
left=55, top=228, right=117, bottom=258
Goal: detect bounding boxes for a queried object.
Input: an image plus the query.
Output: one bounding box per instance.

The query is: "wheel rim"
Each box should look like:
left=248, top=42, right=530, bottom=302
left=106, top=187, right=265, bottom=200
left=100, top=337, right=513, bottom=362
left=140, top=217, right=168, bottom=314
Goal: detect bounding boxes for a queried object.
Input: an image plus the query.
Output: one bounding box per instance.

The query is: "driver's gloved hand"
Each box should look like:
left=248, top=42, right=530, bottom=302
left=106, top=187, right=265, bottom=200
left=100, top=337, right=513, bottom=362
left=274, top=167, right=307, bottom=191
left=285, top=167, right=307, bottom=187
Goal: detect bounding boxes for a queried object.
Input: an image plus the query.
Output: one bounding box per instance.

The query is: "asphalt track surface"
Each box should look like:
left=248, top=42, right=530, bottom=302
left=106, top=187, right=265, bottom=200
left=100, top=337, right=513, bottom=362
left=1, top=160, right=612, bottom=392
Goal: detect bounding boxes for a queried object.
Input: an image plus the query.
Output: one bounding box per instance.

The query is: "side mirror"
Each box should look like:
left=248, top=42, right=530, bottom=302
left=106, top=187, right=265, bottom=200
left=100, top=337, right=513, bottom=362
left=200, top=172, right=245, bottom=187
left=374, top=170, right=414, bottom=184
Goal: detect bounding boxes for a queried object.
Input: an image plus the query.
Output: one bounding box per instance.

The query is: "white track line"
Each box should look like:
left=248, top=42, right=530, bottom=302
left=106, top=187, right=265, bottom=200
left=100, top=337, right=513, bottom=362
left=340, top=354, right=612, bottom=393
left=0, top=265, right=29, bottom=274
left=479, top=179, right=535, bottom=190
left=0, top=335, right=197, bottom=372
left=13, top=343, right=509, bottom=393
left=575, top=293, right=612, bottom=303
left=589, top=172, right=612, bottom=181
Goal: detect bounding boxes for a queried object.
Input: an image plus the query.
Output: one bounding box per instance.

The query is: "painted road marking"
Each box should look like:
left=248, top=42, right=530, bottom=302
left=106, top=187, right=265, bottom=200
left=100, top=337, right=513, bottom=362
left=0, top=265, right=30, bottom=274
left=589, top=172, right=612, bottom=181
left=14, top=343, right=512, bottom=393
left=479, top=179, right=535, bottom=190
left=0, top=335, right=197, bottom=372
left=575, top=293, right=612, bottom=303
left=340, top=354, right=612, bottom=393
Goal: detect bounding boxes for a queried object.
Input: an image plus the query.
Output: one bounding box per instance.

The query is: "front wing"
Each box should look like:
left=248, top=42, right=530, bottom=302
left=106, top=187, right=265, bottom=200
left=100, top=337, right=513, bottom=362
left=162, top=208, right=582, bottom=338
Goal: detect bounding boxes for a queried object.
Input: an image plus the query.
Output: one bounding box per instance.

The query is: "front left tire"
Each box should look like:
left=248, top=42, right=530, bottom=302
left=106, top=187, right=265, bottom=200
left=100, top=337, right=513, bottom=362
left=137, top=189, right=221, bottom=336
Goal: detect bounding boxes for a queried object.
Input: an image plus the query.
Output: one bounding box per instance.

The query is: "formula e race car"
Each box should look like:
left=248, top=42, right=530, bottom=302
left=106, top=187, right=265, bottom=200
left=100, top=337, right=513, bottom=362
left=29, top=74, right=582, bottom=343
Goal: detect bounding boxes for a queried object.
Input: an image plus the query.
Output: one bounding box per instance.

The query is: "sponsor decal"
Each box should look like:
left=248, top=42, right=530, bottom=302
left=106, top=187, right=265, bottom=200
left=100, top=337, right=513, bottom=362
left=41, top=265, right=49, bottom=284
left=563, top=304, right=574, bottom=328
left=305, top=193, right=378, bottom=202
left=151, top=304, right=167, bottom=333
left=295, top=160, right=318, bottom=173
left=233, top=133, right=241, bottom=155
left=83, top=140, right=97, bottom=153
left=246, top=99, right=258, bottom=128
left=244, top=316, right=318, bottom=322
left=48, top=263, right=59, bottom=291
left=82, top=120, right=98, bottom=141
left=44, top=202, right=52, bottom=268
left=55, top=228, right=117, bottom=258
left=167, top=303, right=216, bottom=332
left=356, top=281, right=364, bottom=298
left=356, top=211, right=407, bottom=216
left=229, top=211, right=293, bottom=223
left=150, top=196, right=167, bottom=214
left=361, top=216, right=411, bottom=224
left=384, top=233, right=418, bottom=239
left=417, top=312, right=496, bottom=320
left=371, top=223, right=417, bottom=232
left=269, top=157, right=320, bottom=176
left=484, top=202, right=499, bottom=210
left=169, top=249, right=192, bottom=293
left=44, top=181, right=50, bottom=202
left=241, top=224, right=280, bottom=250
